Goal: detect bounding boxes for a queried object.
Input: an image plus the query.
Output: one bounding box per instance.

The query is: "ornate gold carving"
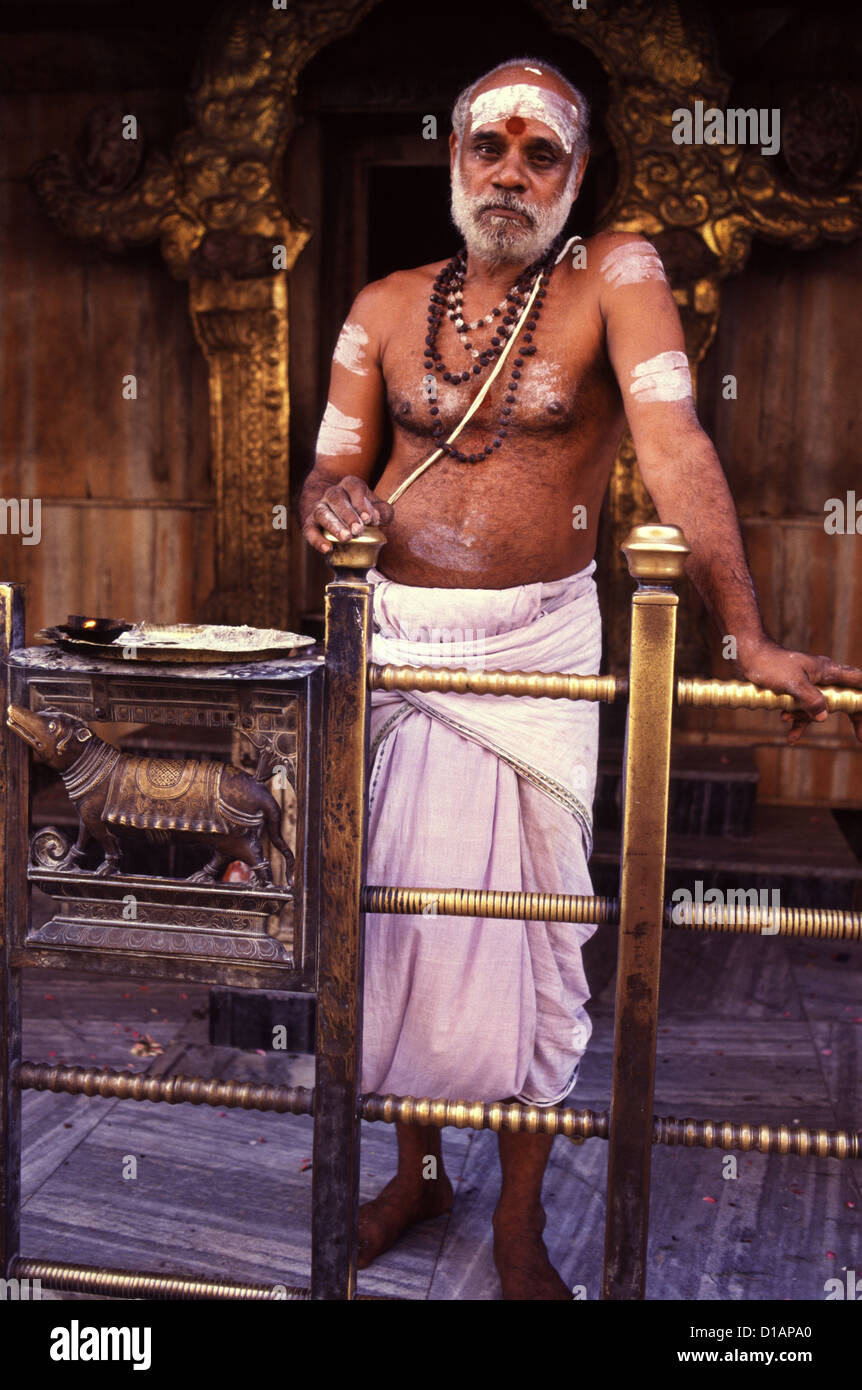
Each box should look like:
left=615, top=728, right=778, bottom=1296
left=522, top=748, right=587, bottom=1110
left=190, top=275, right=290, bottom=625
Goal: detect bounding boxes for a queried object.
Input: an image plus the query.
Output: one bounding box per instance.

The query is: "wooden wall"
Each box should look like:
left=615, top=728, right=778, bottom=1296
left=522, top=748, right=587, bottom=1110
left=0, top=23, right=213, bottom=643
left=691, top=236, right=862, bottom=806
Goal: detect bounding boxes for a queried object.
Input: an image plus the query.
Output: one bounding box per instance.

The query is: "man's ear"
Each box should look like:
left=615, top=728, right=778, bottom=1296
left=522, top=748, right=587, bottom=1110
left=572, top=149, right=590, bottom=199
left=449, top=131, right=458, bottom=173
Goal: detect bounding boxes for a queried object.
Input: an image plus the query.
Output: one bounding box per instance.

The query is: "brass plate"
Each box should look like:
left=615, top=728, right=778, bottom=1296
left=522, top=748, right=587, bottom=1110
left=36, top=623, right=316, bottom=664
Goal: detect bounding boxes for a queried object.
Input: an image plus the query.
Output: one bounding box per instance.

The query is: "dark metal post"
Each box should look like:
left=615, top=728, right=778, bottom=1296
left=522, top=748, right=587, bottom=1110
left=311, top=528, right=385, bottom=1301
left=0, top=583, right=25, bottom=1278
left=601, top=526, right=689, bottom=1300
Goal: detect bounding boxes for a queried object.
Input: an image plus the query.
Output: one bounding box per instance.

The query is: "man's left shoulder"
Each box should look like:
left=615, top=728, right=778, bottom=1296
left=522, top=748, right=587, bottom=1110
left=584, top=229, right=659, bottom=265
left=553, top=230, right=659, bottom=286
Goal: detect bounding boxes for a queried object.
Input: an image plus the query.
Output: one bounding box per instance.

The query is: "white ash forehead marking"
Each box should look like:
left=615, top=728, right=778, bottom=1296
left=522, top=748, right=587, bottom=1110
left=523, top=66, right=543, bottom=75
left=629, top=350, right=692, bottom=403
left=333, top=320, right=370, bottom=375
left=600, top=242, right=667, bottom=288
left=469, top=85, right=578, bottom=153
left=316, top=401, right=363, bottom=455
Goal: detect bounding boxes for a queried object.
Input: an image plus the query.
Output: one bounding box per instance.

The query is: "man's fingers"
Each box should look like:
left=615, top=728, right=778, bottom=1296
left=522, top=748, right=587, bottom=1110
left=807, top=658, right=862, bottom=690
left=788, top=675, right=829, bottom=722
left=780, top=710, right=811, bottom=745
left=300, top=518, right=333, bottom=554
left=342, top=476, right=377, bottom=523
left=314, top=496, right=362, bottom=537
left=344, top=481, right=395, bottom=528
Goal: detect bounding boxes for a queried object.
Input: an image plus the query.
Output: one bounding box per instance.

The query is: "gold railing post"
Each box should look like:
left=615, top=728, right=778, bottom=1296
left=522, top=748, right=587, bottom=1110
left=0, top=582, right=25, bottom=1281
left=311, top=527, right=385, bottom=1301
left=601, top=525, right=690, bottom=1301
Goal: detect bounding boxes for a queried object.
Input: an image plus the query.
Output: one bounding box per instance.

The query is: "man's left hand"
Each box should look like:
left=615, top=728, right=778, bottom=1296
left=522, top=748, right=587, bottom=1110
left=737, top=639, right=862, bottom=746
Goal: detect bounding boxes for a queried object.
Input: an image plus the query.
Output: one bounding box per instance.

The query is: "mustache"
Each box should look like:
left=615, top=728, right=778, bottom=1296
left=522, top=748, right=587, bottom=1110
left=475, top=194, right=536, bottom=226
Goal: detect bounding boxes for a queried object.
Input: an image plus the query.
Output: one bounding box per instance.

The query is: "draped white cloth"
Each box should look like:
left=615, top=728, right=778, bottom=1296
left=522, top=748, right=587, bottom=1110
left=361, top=560, right=602, bottom=1105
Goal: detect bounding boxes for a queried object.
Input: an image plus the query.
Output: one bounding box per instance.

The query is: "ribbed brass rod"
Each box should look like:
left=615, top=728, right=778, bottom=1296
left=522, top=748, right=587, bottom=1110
left=651, top=1118, right=859, bottom=1159
left=9, top=1259, right=392, bottom=1301
left=14, top=1062, right=314, bottom=1114
left=665, top=902, right=862, bottom=939
left=360, top=1094, right=607, bottom=1139
left=10, top=1258, right=311, bottom=1300
left=12, top=1065, right=858, bottom=1157
left=362, top=887, right=860, bottom=939
left=362, top=885, right=618, bottom=924
left=369, top=663, right=625, bottom=702
left=678, top=678, right=862, bottom=714
left=361, top=1095, right=860, bottom=1157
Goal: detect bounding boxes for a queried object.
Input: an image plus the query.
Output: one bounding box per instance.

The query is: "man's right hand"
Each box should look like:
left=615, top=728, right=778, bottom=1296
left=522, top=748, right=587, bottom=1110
left=300, top=474, right=395, bottom=554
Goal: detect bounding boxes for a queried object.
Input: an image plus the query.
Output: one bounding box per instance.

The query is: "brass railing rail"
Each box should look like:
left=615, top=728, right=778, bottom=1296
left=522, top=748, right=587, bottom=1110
left=8, top=1257, right=391, bottom=1301
left=368, top=665, right=862, bottom=715
left=10, top=1257, right=312, bottom=1300
left=678, top=677, right=862, bottom=713
left=15, top=1064, right=859, bottom=1159
left=369, top=664, right=625, bottom=702
left=361, top=886, right=862, bottom=940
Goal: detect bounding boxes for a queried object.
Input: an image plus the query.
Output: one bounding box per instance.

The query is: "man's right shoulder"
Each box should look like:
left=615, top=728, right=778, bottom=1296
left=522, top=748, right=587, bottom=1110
left=353, top=260, right=447, bottom=317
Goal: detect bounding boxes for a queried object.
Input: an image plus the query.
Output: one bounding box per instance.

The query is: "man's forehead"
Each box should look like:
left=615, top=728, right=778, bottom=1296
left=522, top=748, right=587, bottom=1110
left=467, top=76, right=578, bottom=153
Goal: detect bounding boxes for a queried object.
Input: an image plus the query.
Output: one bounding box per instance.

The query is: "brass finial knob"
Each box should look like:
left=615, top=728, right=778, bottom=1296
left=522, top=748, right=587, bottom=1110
left=322, top=525, right=387, bottom=571
left=621, top=524, right=691, bottom=582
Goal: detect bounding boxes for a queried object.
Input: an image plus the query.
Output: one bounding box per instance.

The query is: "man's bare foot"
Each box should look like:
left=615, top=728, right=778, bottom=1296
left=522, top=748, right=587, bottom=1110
left=492, top=1203, right=571, bottom=1300
left=357, top=1171, right=454, bottom=1269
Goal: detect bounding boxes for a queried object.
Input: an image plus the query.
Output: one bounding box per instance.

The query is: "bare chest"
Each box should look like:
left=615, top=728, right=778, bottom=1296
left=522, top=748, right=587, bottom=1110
left=382, top=298, right=614, bottom=444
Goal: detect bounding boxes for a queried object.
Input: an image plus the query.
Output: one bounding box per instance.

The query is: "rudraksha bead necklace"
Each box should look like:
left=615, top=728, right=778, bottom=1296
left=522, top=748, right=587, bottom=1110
left=423, top=229, right=568, bottom=463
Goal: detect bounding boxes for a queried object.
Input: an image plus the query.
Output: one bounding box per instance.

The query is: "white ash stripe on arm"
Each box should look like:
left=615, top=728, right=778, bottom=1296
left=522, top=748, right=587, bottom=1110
left=629, top=350, right=692, bottom=403
left=333, top=320, right=371, bottom=375
left=316, top=401, right=363, bottom=455
left=600, top=242, right=667, bottom=288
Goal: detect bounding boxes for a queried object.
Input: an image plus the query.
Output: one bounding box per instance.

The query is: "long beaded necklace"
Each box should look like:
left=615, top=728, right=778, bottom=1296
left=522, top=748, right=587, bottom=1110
left=422, top=229, right=568, bottom=464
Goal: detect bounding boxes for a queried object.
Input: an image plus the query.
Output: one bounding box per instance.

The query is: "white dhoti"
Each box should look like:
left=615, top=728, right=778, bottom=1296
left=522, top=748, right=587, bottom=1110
left=361, top=560, right=602, bottom=1106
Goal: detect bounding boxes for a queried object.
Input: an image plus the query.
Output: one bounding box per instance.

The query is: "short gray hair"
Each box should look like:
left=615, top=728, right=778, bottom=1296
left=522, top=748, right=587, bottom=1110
left=451, top=57, right=590, bottom=164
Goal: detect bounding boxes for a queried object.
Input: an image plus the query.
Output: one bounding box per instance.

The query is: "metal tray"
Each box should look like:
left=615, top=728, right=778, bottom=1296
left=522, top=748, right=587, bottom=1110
left=36, top=622, right=317, bottom=664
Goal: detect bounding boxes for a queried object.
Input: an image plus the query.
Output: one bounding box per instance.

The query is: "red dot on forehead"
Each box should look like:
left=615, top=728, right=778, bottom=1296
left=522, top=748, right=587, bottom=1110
left=506, top=116, right=526, bottom=135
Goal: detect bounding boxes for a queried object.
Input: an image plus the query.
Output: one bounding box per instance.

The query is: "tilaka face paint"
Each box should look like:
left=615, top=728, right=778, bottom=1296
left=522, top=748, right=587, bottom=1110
left=469, top=84, right=578, bottom=153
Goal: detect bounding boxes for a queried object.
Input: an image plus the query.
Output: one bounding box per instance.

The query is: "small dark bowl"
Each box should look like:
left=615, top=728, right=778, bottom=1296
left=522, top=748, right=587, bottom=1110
left=61, top=616, right=133, bottom=644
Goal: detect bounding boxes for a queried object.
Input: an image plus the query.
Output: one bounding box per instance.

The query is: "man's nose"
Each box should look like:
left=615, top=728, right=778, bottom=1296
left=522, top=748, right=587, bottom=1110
left=492, top=151, right=529, bottom=190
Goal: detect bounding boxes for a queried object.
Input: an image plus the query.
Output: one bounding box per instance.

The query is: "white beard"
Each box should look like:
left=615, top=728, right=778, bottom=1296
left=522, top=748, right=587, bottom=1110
left=449, top=156, right=577, bottom=268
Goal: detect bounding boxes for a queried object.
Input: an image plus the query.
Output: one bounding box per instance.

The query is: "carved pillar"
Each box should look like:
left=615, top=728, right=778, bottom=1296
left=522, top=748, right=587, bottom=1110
left=190, top=276, right=291, bottom=626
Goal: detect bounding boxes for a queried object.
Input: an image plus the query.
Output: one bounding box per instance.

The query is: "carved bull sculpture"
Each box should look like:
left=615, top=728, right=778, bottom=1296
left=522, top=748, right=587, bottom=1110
left=6, top=705, right=293, bottom=886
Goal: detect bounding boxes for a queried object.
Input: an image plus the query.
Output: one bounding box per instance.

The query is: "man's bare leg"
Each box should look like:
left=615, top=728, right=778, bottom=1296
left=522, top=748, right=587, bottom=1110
left=493, top=1125, right=571, bottom=1300
left=357, top=1121, right=453, bottom=1269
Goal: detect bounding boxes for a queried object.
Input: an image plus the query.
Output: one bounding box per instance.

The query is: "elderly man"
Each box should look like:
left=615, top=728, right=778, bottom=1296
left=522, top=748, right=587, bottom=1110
left=297, top=57, right=862, bottom=1299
